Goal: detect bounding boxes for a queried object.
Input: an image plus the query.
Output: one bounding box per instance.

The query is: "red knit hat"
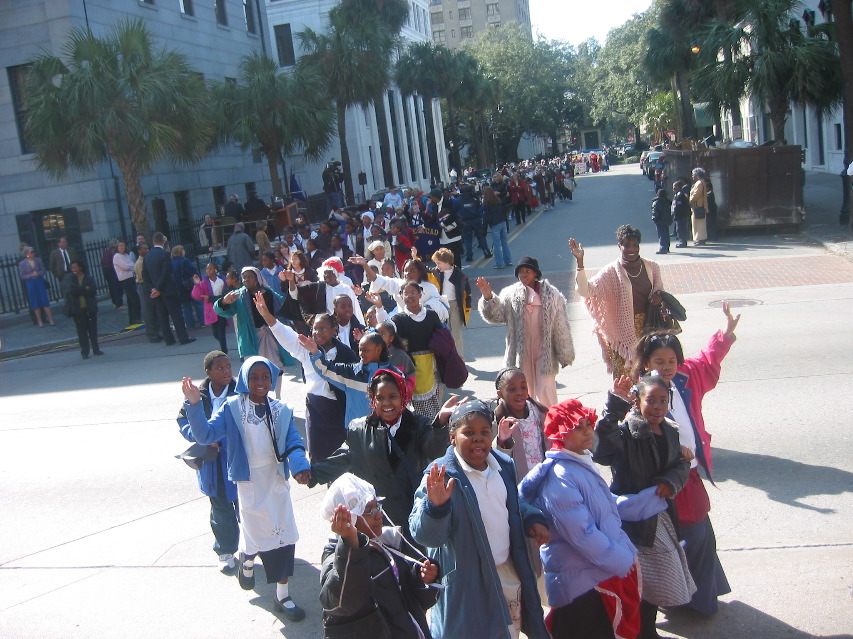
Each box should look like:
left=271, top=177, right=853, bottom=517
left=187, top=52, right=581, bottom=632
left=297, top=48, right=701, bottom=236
left=543, top=399, right=598, bottom=443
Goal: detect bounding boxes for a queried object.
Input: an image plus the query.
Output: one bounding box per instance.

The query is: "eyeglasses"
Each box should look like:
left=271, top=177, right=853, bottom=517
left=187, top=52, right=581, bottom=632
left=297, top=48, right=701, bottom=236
left=363, top=504, right=383, bottom=517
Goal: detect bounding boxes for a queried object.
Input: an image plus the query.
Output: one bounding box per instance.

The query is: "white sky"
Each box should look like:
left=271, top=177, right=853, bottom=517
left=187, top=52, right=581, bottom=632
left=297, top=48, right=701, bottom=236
left=529, top=0, right=654, bottom=46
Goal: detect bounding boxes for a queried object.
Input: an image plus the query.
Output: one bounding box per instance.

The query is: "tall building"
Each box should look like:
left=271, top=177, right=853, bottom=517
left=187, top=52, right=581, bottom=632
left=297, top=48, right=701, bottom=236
left=0, top=0, right=272, bottom=257
left=263, top=0, right=449, bottom=200
left=428, top=0, right=531, bottom=50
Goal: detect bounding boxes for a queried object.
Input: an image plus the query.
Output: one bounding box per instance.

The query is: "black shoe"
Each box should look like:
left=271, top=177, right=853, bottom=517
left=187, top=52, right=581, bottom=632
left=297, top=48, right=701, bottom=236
left=275, top=596, right=306, bottom=622
left=82, top=353, right=89, bottom=360
left=179, top=337, right=197, bottom=345
left=164, top=340, right=176, bottom=346
left=505, top=262, right=513, bottom=267
left=237, top=553, right=254, bottom=590
left=149, top=337, right=163, bottom=343
left=93, top=349, right=104, bottom=356
left=675, top=243, right=687, bottom=249
left=494, top=265, right=506, bottom=270
left=484, top=251, right=493, bottom=258
left=465, top=256, right=473, bottom=262
left=655, top=250, right=668, bottom=254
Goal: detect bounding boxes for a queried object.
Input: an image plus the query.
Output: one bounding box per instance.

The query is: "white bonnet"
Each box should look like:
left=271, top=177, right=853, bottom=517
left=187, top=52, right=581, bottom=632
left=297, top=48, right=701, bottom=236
left=320, top=473, right=379, bottom=523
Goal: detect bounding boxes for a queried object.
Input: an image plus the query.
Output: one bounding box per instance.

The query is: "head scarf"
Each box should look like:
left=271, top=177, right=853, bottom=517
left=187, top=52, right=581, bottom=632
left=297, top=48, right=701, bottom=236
left=361, top=211, right=375, bottom=222
left=450, top=399, right=494, bottom=426
left=235, top=356, right=281, bottom=394
left=543, top=399, right=598, bottom=444
left=369, top=367, right=413, bottom=414
left=320, top=473, right=381, bottom=525
left=240, top=266, right=262, bottom=282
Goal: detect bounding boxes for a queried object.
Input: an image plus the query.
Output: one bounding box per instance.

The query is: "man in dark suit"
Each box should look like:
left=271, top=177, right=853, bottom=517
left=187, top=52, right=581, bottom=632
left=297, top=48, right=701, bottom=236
left=332, top=294, right=365, bottom=352
left=143, top=232, right=196, bottom=346
left=49, top=236, right=77, bottom=282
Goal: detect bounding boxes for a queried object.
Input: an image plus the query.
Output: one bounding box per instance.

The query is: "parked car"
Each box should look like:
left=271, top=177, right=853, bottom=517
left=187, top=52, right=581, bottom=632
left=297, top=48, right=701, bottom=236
left=641, top=151, right=664, bottom=177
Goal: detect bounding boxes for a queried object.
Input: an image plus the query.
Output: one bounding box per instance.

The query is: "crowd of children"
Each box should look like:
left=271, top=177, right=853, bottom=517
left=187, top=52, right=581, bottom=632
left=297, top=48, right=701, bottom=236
left=173, top=167, right=740, bottom=637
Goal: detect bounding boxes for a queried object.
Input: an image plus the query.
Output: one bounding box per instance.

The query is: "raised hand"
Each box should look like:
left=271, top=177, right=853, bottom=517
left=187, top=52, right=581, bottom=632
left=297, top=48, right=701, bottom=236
left=497, top=417, right=519, bottom=445
left=426, top=463, right=455, bottom=507
left=279, top=269, right=295, bottom=282
left=351, top=284, right=364, bottom=297
left=436, top=394, right=465, bottom=426
left=182, top=377, right=202, bottom=404
left=527, top=522, right=551, bottom=547
left=364, top=291, right=384, bottom=308
left=475, top=277, right=493, bottom=300
left=410, top=246, right=418, bottom=260
left=253, top=291, right=275, bottom=326
left=352, top=327, right=365, bottom=342
left=722, top=300, right=741, bottom=339
left=348, top=254, right=368, bottom=267
left=612, top=375, right=633, bottom=401
left=569, top=238, right=584, bottom=264
left=298, top=333, right=319, bottom=355
left=330, top=504, right=359, bottom=547
left=223, top=290, right=240, bottom=304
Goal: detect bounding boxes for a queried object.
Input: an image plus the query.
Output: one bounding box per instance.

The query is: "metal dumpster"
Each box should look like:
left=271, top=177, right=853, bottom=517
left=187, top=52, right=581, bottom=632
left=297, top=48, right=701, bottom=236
left=664, top=146, right=804, bottom=230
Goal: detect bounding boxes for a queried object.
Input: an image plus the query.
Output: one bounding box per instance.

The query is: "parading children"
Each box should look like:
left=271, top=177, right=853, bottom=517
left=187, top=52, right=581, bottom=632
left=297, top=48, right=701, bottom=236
left=631, top=301, right=740, bottom=616
left=593, top=374, right=695, bottom=639
left=410, top=400, right=551, bottom=639
left=181, top=356, right=312, bottom=621
left=493, top=367, right=549, bottom=482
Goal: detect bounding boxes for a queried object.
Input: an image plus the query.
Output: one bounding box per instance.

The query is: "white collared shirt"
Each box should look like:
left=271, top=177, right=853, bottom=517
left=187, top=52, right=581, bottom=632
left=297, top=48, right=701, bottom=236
left=210, top=383, right=230, bottom=414
left=454, top=450, right=510, bottom=565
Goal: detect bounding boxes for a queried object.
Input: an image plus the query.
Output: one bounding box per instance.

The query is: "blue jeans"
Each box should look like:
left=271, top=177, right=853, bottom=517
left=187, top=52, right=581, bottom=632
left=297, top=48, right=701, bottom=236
left=490, top=223, right=512, bottom=267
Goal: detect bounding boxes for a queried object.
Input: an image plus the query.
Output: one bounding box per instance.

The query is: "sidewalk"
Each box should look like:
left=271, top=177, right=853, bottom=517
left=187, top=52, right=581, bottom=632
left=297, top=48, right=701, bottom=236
left=1, top=170, right=851, bottom=361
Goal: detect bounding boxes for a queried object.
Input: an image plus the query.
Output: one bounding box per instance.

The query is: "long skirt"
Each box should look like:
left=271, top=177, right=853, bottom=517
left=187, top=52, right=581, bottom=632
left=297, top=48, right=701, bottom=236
left=305, top=393, right=347, bottom=461
left=636, top=512, right=696, bottom=607
left=680, top=516, right=730, bottom=615
left=25, top=277, right=49, bottom=310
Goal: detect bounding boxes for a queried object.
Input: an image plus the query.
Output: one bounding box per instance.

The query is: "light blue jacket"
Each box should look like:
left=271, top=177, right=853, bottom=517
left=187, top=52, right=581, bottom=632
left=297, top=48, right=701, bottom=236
left=409, top=447, right=550, bottom=639
left=184, top=396, right=309, bottom=483
left=519, top=450, right=665, bottom=608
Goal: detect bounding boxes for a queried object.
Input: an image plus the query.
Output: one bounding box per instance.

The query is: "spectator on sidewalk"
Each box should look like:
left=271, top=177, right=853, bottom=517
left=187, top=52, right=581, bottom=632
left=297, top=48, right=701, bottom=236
left=49, top=236, right=77, bottom=283
left=18, top=246, right=55, bottom=328
left=113, top=241, right=142, bottom=325
left=143, top=232, right=195, bottom=346
left=227, top=223, right=256, bottom=272
left=101, top=239, right=124, bottom=308
left=62, top=260, right=101, bottom=358
left=134, top=243, right=163, bottom=343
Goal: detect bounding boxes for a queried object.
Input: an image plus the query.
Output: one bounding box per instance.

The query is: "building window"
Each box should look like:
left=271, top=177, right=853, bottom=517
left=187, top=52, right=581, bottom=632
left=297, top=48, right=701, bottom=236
left=835, top=123, right=843, bottom=151
left=451, top=29, right=455, bottom=38
left=448, top=10, right=453, bottom=19
left=459, top=8, right=471, bottom=19
left=486, top=3, right=499, bottom=16
left=7, top=65, right=33, bottom=154
left=431, top=12, right=444, bottom=24
left=180, top=0, right=194, bottom=16
left=274, top=24, right=296, bottom=67
left=430, top=0, right=441, bottom=6
left=433, top=29, right=446, bottom=43
left=175, top=190, right=191, bottom=227
left=214, top=0, right=228, bottom=26
left=244, top=0, right=256, bottom=33
left=213, top=186, right=227, bottom=215
left=460, top=26, right=473, bottom=38
left=490, top=21, right=501, bottom=28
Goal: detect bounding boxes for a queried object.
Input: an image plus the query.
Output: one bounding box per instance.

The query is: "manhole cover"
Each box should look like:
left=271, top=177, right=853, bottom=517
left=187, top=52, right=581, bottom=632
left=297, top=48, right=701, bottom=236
left=708, top=299, right=763, bottom=308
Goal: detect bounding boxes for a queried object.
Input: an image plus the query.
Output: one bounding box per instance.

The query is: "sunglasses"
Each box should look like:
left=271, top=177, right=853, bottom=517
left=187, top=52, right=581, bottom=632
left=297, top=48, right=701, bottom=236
left=363, top=504, right=383, bottom=517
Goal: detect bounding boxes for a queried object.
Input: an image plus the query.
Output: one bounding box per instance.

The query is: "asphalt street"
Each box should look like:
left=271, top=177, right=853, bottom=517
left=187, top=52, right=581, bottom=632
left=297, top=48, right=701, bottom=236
left=1, top=164, right=852, bottom=638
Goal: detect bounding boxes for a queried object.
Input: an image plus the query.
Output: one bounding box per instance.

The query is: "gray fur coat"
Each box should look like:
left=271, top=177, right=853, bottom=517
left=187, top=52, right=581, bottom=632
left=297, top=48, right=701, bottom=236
left=479, top=279, right=575, bottom=376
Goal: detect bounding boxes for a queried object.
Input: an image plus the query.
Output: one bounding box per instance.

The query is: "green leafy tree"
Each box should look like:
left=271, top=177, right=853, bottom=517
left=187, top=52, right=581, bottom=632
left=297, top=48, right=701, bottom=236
left=829, top=0, right=853, bottom=224
left=694, top=0, right=842, bottom=141
left=298, top=9, right=389, bottom=203
left=24, top=19, right=211, bottom=240
left=209, top=53, right=335, bottom=198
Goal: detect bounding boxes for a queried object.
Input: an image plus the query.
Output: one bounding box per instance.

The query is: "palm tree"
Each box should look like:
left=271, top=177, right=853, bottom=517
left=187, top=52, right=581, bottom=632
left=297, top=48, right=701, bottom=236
left=24, top=19, right=211, bottom=240
left=338, top=0, right=409, bottom=188
left=208, top=53, right=335, bottom=198
left=829, top=0, right=853, bottom=224
left=694, top=0, right=842, bottom=142
left=396, top=42, right=443, bottom=185
left=298, top=9, right=389, bottom=203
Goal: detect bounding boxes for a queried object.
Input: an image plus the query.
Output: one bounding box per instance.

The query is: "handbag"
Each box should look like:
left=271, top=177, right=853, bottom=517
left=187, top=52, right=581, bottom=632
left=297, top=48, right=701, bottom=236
left=693, top=206, right=706, bottom=220
left=643, top=294, right=683, bottom=335
left=176, top=442, right=219, bottom=471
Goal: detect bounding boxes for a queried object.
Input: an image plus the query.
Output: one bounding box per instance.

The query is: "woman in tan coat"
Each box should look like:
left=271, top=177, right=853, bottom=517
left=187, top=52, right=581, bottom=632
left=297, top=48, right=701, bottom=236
left=689, top=168, right=709, bottom=246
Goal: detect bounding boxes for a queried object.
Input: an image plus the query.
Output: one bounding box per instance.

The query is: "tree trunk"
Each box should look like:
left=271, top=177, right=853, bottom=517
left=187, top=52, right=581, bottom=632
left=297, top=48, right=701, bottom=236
left=421, top=95, right=441, bottom=186
left=671, top=76, right=684, bottom=141
left=374, top=95, right=396, bottom=188
left=833, top=0, right=853, bottom=225
left=337, top=101, right=355, bottom=205
left=768, top=92, right=789, bottom=142
left=676, top=58, right=696, bottom=140
left=114, top=155, right=150, bottom=241
left=550, top=131, right=559, bottom=155
left=266, top=148, right=283, bottom=198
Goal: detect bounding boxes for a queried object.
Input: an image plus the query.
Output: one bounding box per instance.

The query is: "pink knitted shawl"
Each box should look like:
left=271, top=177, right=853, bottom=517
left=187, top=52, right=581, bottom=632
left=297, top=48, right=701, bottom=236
left=581, top=259, right=663, bottom=373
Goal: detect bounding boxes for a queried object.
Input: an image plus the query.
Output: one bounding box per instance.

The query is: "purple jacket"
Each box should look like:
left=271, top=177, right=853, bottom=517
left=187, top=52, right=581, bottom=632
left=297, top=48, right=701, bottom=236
left=519, top=450, right=665, bottom=608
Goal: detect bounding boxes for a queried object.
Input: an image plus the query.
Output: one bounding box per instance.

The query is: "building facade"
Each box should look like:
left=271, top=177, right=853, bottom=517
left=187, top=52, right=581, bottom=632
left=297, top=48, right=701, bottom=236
left=263, top=0, right=449, bottom=201
left=428, top=0, right=530, bottom=50
left=1, top=0, right=273, bottom=258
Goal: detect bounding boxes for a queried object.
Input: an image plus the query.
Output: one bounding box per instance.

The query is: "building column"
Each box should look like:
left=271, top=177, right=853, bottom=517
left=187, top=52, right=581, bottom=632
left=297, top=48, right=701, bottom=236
left=406, top=95, right=424, bottom=186
left=431, top=96, right=450, bottom=185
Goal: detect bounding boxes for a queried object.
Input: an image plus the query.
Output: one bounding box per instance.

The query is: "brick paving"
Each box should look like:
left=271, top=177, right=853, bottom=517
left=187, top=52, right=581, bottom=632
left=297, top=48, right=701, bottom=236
left=477, top=253, right=853, bottom=303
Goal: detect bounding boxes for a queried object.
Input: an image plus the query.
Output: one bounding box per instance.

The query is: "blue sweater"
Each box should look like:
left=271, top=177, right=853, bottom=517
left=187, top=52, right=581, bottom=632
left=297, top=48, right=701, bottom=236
left=409, top=447, right=550, bottom=639
left=183, top=396, right=310, bottom=482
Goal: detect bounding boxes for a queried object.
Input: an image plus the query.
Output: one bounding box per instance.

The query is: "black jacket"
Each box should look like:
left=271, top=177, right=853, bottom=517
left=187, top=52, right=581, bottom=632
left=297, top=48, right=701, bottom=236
left=320, top=533, right=438, bottom=639
left=143, top=246, right=179, bottom=297
left=672, top=186, right=691, bottom=220
left=652, top=195, right=673, bottom=225
left=61, top=272, right=98, bottom=315
left=433, top=267, right=471, bottom=326
left=592, top=392, right=689, bottom=547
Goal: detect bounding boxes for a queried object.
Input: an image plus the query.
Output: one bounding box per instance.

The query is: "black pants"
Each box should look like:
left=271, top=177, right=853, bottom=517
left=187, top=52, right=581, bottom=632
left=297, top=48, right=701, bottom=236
left=103, top=267, right=123, bottom=307
left=513, top=202, right=526, bottom=225
left=152, top=293, right=190, bottom=344
left=549, top=588, right=615, bottom=639
left=210, top=315, right=229, bottom=353
left=73, top=309, right=99, bottom=356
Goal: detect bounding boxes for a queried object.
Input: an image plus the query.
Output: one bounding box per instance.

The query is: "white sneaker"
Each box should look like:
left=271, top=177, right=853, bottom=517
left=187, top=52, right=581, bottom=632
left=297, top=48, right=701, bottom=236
left=218, top=553, right=236, bottom=573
